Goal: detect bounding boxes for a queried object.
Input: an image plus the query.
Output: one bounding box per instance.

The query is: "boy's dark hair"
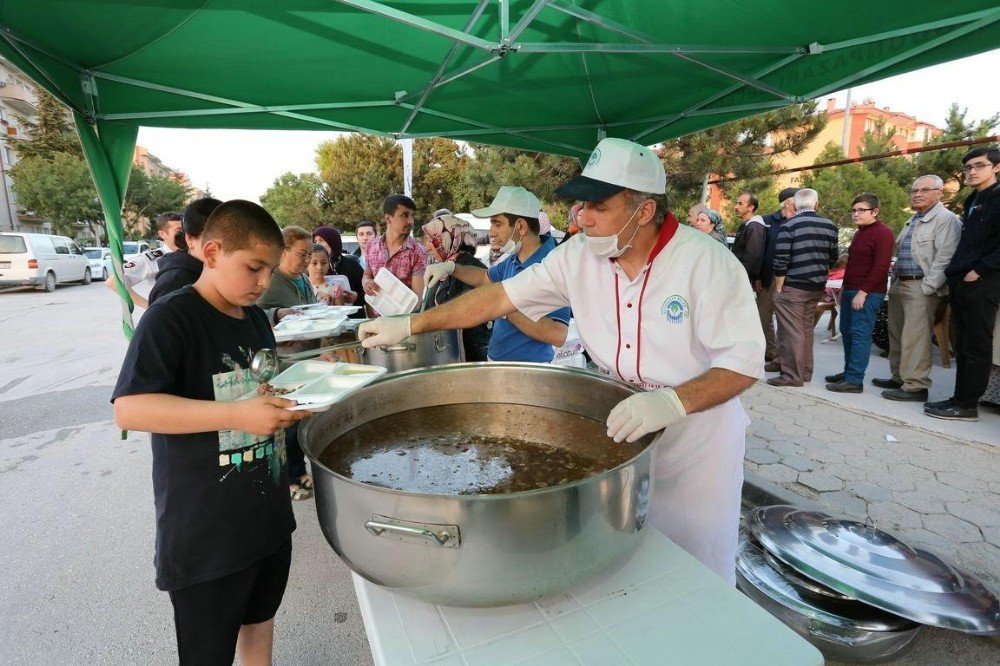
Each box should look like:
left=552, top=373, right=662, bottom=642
left=356, top=220, right=377, bottom=233
left=962, top=146, right=1000, bottom=165
left=202, top=200, right=283, bottom=251
left=500, top=213, right=540, bottom=236
left=155, top=211, right=183, bottom=231
left=740, top=191, right=759, bottom=212
left=852, top=192, right=880, bottom=210
left=182, top=198, right=223, bottom=238
left=382, top=194, right=416, bottom=216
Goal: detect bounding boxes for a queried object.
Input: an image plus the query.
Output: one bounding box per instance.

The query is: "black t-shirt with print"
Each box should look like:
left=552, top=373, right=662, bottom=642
left=112, top=285, right=296, bottom=591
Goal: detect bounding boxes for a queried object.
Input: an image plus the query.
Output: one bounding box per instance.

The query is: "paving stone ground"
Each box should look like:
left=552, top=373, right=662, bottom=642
left=743, top=382, right=1000, bottom=588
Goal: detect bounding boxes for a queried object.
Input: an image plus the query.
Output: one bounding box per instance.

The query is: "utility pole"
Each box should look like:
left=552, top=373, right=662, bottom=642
left=840, top=88, right=853, bottom=156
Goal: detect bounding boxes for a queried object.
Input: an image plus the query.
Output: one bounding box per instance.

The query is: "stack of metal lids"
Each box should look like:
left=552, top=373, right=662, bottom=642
left=737, top=505, right=1000, bottom=663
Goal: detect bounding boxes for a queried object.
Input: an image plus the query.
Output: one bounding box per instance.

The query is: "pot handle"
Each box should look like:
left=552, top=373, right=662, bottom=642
left=365, top=515, right=461, bottom=548
left=378, top=342, right=418, bottom=353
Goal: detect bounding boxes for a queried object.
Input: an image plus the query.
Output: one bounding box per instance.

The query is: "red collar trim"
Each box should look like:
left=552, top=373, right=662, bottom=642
left=647, top=211, right=679, bottom=264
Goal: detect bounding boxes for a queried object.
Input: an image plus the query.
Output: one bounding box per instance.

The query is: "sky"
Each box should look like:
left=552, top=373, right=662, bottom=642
left=136, top=49, right=1000, bottom=203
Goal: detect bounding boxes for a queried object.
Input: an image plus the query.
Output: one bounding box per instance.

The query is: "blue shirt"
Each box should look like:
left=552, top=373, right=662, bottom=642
left=486, top=238, right=571, bottom=362
left=895, top=214, right=923, bottom=277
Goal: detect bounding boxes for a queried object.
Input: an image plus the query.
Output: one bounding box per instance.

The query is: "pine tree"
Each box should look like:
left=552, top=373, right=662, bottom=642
left=5, top=85, right=80, bottom=160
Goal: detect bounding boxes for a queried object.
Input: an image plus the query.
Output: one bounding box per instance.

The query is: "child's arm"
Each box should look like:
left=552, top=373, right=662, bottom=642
left=115, top=393, right=309, bottom=437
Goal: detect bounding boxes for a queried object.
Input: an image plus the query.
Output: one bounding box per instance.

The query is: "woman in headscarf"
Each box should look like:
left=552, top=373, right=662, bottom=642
left=313, top=225, right=366, bottom=317
left=693, top=208, right=729, bottom=245
left=421, top=213, right=491, bottom=361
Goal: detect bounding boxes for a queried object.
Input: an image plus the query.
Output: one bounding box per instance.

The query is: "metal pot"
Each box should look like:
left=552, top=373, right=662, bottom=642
left=300, top=363, right=658, bottom=607
left=360, top=329, right=464, bottom=373
left=736, top=533, right=922, bottom=663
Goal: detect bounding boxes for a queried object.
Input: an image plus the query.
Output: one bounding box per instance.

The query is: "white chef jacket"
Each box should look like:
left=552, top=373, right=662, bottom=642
left=503, top=217, right=765, bottom=583
left=122, top=246, right=169, bottom=290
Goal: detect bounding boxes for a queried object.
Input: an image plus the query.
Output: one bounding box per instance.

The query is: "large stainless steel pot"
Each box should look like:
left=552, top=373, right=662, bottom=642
left=736, top=533, right=922, bottom=663
left=360, top=329, right=464, bottom=373
left=300, top=363, right=657, bottom=607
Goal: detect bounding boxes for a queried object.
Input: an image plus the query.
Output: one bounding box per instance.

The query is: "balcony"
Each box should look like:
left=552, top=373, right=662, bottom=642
left=0, top=82, right=37, bottom=116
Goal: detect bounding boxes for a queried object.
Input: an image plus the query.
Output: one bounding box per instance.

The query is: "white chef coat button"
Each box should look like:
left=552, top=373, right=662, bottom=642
left=626, top=303, right=633, bottom=308
left=625, top=343, right=632, bottom=349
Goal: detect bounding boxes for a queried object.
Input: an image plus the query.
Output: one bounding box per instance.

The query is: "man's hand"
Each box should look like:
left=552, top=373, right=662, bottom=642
left=606, top=388, right=687, bottom=443
left=964, top=269, right=981, bottom=282
left=425, top=261, right=456, bottom=290
left=851, top=291, right=867, bottom=311
left=358, top=315, right=412, bottom=348
left=362, top=275, right=381, bottom=296
left=234, top=397, right=309, bottom=436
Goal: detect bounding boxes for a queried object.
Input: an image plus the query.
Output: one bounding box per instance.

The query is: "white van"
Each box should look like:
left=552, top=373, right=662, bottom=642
left=0, top=232, right=92, bottom=291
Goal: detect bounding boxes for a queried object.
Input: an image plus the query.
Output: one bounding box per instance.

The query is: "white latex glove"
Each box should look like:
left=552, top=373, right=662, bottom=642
left=358, top=315, right=412, bottom=348
left=425, top=261, right=456, bottom=290
left=606, top=388, right=687, bottom=443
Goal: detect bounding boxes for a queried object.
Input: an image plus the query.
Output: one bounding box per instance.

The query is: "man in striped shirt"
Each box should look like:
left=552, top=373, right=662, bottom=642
left=767, top=188, right=839, bottom=387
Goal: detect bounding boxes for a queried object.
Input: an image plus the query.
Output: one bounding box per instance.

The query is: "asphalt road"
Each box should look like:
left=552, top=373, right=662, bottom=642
left=0, top=284, right=372, bottom=665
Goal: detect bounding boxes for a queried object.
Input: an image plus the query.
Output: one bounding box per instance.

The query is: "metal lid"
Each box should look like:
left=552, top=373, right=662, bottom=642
left=747, top=506, right=1000, bottom=635
left=737, top=533, right=919, bottom=632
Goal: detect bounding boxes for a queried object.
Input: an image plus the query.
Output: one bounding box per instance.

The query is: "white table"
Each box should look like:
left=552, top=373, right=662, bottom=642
left=352, top=530, right=823, bottom=665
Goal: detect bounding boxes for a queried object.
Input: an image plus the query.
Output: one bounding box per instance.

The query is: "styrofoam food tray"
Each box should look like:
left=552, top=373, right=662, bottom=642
left=273, top=314, right=349, bottom=342
left=369, top=267, right=418, bottom=316
left=268, top=360, right=340, bottom=390
left=291, top=305, right=361, bottom=320
left=282, top=363, right=387, bottom=412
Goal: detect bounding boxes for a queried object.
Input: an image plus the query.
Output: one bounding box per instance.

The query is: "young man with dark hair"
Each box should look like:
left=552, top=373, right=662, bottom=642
left=353, top=220, right=378, bottom=269
left=424, top=186, right=570, bottom=361
left=362, top=194, right=427, bottom=300
left=105, top=211, right=184, bottom=309
left=731, top=191, right=767, bottom=285
left=149, top=198, right=223, bottom=305
left=825, top=193, right=894, bottom=392
left=112, top=199, right=308, bottom=664
left=925, top=147, right=1000, bottom=421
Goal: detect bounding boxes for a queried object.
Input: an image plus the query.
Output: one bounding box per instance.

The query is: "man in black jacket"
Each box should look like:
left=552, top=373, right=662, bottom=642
left=148, top=198, right=222, bottom=306
left=732, top=191, right=767, bottom=284
left=757, top=187, right=799, bottom=370
left=925, top=147, right=1000, bottom=421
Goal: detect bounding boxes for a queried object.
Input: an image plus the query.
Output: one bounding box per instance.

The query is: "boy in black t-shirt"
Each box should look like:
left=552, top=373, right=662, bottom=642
left=113, top=200, right=309, bottom=664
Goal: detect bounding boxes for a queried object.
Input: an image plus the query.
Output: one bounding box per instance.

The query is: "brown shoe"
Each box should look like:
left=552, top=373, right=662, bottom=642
left=767, top=376, right=803, bottom=387
left=763, top=362, right=781, bottom=372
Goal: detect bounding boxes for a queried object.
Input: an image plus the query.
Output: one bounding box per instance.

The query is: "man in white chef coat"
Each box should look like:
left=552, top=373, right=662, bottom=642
left=358, top=138, right=764, bottom=583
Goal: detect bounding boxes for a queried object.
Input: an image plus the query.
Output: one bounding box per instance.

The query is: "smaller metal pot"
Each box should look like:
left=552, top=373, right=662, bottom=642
left=360, top=329, right=464, bottom=373
left=736, top=534, right=922, bottom=663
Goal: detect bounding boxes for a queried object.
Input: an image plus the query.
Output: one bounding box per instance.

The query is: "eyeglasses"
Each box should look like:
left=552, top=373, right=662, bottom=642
left=850, top=208, right=874, bottom=214
left=962, top=162, right=993, bottom=173
left=909, top=187, right=941, bottom=194
left=285, top=248, right=310, bottom=259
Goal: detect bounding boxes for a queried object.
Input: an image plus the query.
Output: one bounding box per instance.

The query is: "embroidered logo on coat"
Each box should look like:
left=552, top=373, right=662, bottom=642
left=661, top=295, right=689, bottom=323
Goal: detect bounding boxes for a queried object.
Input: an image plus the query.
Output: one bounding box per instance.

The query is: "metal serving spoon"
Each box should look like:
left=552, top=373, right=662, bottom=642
left=249, top=348, right=279, bottom=384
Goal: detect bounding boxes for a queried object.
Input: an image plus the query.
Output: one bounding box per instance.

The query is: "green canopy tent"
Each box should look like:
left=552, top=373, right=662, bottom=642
left=1, top=0, right=998, bottom=337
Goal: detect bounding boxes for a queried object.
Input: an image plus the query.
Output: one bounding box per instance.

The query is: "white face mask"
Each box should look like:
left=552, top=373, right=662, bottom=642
left=499, top=225, right=523, bottom=256
left=584, top=204, right=642, bottom=260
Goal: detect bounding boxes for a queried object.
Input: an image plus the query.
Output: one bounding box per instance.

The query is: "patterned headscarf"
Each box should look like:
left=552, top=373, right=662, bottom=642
left=701, top=208, right=728, bottom=245
left=421, top=214, right=477, bottom=262
left=568, top=203, right=583, bottom=235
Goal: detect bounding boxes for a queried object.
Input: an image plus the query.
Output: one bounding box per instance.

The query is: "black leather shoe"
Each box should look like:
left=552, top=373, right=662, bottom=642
left=826, top=380, right=863, bottom=393
left=882, top=388, right=928, bottom=402
left=824, top=372, right=845, bottom=383
left=923, top=398, right=954, bottom=409
left=924, top=404, right=978, bottom=421
left=763, top=362, right=781, bottom=373
left=871, top=377, right=902, bottom=389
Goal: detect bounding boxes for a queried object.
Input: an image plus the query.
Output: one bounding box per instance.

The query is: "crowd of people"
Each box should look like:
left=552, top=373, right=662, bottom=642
left=686, top=146, right=1000, bottom=423
left=105, top=137, right=997, bottom=664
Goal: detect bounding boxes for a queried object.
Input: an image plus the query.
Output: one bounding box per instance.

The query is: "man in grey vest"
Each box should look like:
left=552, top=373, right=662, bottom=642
left=873, top=175, right=961, bottom=401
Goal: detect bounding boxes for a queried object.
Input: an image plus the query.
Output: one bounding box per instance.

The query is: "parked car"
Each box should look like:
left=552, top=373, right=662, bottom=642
left=341, top=233, right=359, bottom=256
left=83, top=246, right=112, bottom=281
left=0, top=232, right=92, bottom=291
left=122, top=240, right=151, bottom=261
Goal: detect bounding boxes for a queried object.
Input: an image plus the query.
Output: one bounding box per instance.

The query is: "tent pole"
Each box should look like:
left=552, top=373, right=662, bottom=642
left=821, top=7, right=1000, bottom=52
left=332, top=0, right=494, bottom=51
left=73, top=114, right=138, bottom=339
left=100, top=101, right=396, bottom=122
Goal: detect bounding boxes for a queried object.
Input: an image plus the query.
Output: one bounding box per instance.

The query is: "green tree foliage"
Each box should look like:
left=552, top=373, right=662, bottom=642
left=5, top=85, right=80, bottom=160
left=8, top=152, right=101, bottom=236
left=857, top=118, right=918, bottom=190
left=912, top=104, right=1000, bottom=211
left=801, top=143, right=911, bottom=234
left=260, top=172, right=334, bottom=229
left=122, top=168, right=188, bottom=236
left=658, top=102, right=828, bottom=219
left=316, top=134, right=402, bottom=226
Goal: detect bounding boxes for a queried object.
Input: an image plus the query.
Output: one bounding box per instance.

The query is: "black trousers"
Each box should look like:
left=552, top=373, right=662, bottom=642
left=948, top=274, right=1000, bottom=408
left=284, top=422, right=308, bottom=480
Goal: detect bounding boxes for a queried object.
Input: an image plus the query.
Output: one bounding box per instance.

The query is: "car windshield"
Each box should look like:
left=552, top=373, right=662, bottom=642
left=122, top=242, right=139, bottom=254
left=84, top=249, right=103, bottom=259
left=1, top=235, right=28, bottom=253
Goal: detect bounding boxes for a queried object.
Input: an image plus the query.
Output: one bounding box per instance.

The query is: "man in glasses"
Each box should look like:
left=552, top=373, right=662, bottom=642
left=825, top=193, right=894, bottom=392
left=872, top=175, right=960, bottom=402
left=925, top=147, right=1000, bottom=421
